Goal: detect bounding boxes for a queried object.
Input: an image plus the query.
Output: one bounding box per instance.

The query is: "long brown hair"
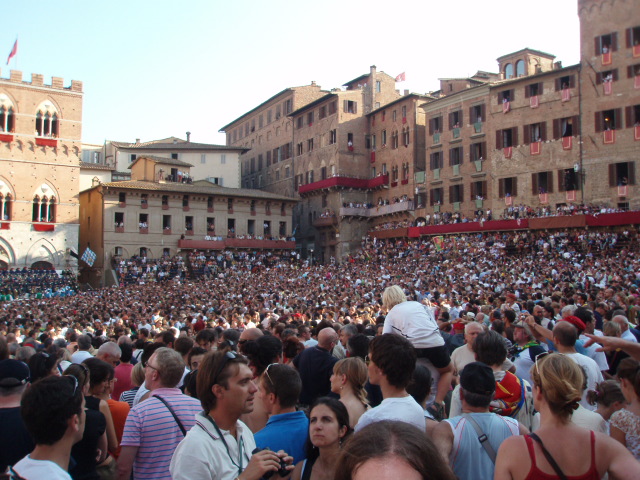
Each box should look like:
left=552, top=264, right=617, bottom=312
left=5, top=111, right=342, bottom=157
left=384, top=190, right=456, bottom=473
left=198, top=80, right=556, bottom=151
left=333, top=357, right=369, bottom=407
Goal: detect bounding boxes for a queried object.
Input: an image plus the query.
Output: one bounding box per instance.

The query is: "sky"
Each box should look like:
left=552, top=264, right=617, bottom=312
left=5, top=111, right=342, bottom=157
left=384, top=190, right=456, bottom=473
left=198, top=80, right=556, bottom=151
left=3, top=0, right=581, bottom=147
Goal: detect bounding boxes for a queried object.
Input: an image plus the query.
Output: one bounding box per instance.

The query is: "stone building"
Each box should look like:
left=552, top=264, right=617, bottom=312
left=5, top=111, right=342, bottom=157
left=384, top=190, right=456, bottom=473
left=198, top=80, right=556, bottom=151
left=0, top=70, right=83, bottom=271
left=578, top=0, right=640, bottom=209
left=219, top=83, right=326, bottom=197
left=79, top=155, right=297, bottom=287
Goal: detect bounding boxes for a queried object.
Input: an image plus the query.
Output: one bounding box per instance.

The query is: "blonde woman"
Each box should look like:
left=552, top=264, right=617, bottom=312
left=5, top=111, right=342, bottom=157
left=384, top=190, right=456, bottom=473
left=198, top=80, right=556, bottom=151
left=495, top=354, right=640, bottom=480
left=381, top=285, right=453, bottom=420
left=331, top=358, right=369, bottom=428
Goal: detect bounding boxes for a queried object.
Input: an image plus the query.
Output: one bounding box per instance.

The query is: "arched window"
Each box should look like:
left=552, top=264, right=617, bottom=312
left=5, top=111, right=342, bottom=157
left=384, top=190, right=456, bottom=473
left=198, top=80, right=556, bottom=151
left=516, top=60, right=525, bottom=77
left=0, top=106, right=14, bottom=133
left=0, top=193, right=12, bottom=220
left=32, top=195, right=56, bottom=222
left=35, top=102, right=59, bottom=137
left=504, top=63, right=514, bottom=79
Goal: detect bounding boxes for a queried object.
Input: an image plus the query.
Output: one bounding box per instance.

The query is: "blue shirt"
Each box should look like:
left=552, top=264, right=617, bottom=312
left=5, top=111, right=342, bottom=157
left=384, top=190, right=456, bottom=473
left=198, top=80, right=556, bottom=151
left=254, top=411, right=309, bottom=464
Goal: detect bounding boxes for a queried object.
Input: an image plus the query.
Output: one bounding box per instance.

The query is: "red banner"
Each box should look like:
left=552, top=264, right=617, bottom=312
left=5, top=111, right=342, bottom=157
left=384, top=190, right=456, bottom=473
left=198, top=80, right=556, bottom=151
left=33, top=223, right=55, bottom=232
left=530, top=96, right=539, bottom=108
left=601, top=51, right=612, bottom=65
left=635, top=75, right=640, bottom=89
left=603, top=81, right=612, bottom=95
left=530, top=141, right=541, bottom=155
left=604, top=130, right=616, bottom=144
left=505, top=196, right=513, bottom=206
left=502, top=101, right=510, bottom=114
left=566, top=190, right=576, bottom=202
left=618, top=185, right=628, bottom=197
left=0, top=133, right=13, bottom=143
left=635, top=125, right=640, bottom=141
left=539, top=193, right=549, bottom=204
left=634, top=45, right=640, bottom=58
left=562, top=88, right=571, bottom=102
left=504, top=146, right=513, bottom=159
left=562, top=136, right=572, bottom=150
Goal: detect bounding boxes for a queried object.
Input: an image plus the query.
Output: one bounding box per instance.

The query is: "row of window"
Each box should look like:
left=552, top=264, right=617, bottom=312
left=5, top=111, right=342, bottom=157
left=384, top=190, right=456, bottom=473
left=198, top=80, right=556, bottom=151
left=0, top=195, right=59, bottom=223
left=113, top=213, right=287, bottom=236
left=593, top=27, right=640, bottom=55
left=117, top=193, right=286, bottom=214
left=0, top=95, right=61, bottom=137
left=429, top=143, right=487, bottom=170
left=428, top=104, right=486, bottom=134
left=371, top=105, right=408, bottom=124
left=247, top=143, right=293, bottom=174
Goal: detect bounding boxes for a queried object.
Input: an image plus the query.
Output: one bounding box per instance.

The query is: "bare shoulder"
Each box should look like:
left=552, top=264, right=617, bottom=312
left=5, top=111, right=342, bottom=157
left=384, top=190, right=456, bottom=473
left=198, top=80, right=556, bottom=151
left=290, top=460, right=303, bottom=480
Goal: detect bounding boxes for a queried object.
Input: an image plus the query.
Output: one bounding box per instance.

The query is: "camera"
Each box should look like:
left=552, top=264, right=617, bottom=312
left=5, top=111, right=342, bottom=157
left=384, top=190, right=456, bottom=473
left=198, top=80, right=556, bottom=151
left=252, top=447, right=288, bottom=479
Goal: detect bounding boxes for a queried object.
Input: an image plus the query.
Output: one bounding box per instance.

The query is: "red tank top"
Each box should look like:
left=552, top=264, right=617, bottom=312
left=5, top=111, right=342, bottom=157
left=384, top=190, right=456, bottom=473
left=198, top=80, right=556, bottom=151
left=524, top=431, right=600, bottom=480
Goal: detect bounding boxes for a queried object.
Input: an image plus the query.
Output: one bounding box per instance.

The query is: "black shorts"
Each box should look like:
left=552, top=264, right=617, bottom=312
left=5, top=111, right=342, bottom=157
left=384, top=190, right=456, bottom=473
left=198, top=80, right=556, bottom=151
left=415, top=345, right=451, bottom=369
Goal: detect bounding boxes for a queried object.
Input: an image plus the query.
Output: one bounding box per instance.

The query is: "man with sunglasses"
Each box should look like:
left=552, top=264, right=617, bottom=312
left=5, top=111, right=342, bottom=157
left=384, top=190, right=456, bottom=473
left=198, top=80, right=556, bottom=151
left=11, top=375, right=85, bottom=480
left=170, top=350, right=293, bottom=480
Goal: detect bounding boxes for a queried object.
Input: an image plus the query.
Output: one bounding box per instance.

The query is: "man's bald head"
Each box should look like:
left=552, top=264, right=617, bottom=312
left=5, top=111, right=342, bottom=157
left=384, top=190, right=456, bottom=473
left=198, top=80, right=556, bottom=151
left=552, top=321, right=577, bottom=347
left=318, top=328, right=338, bottom=350
left=612, top=315, right=630, bottom=333
left=240, top=328, right=263, bottom=342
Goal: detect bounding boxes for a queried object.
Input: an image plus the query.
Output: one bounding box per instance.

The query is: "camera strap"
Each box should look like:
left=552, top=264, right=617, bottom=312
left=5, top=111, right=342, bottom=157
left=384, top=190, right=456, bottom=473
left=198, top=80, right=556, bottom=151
left=206, top=414, right=244, bottom=475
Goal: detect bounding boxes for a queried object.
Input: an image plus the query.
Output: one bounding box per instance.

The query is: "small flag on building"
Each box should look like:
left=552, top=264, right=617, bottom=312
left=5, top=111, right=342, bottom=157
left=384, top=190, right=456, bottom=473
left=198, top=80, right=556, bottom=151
left=81, top=247, right=97, bottom=267
left=6, top=38, right=17, bottom=65
left=395, top=72, right=406, bottom=82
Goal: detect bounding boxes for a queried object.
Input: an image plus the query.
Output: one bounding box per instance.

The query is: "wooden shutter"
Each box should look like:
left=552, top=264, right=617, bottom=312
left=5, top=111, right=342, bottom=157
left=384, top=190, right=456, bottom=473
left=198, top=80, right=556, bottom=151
left=626, top=106, right=634, bottom=128
left=573, top=116, right=580, bottom=136
left=482, top=181, right=487, bottom=198
left=612, top=32, right=618, bottom=51
left=429, top=119, right=434, bottom=135
left=538, top=82, right=544, bottom=94
left=615, top=108, right=623, bottom=129
left=627, top=28, right=633, bottom=48
left=449, top=112, right=454, bottom=129
left=512, top=127, right=518, bottom=146
left=595, top=36, right=602, bottom=55
left=547, top=172, right=554, bottom=193
left=510, top=89, right=515, bottom=101
left=553, top=119, right=560, bottom=139
left=613, top=69, right=619, bottom=81
left=496, top=130, right=503, bottom=149
left=481, top=104, right=486, bottom=121
left=459, top=110, right=463, bottom=126
left=354, top=102, right=357, bottom=114
left=609, top=164, right=616, bottom=187
left=555, top=78, right=561, bottom=91
left=629, top=65, right=635, bottom=79
left=513, top=178, right=518, bottom=197
left=459, top=185, right=464, bottom=202
left=499, top=178, right=505, bottom=198
left=449, top=148, right=454, bottom=166
left=596, top=72, right=603, bottom=85
left=629, top=162, right=636, bottom=185
left=558, top=169, right=566, bottom=192
left=532, top=173, right=538, bottom=195
left=470, top=182, right=476, bottom=201
left=525, top=85, right=530, bottom=98
left=523, top=124, right=531, bottom=144
left=540, top=122, right=547, bottom=141
left=469, top=106, right=475, bottom=123
left=459, top=147, right=464, bottom=164
left=569, top=75, right=576, bottom=88
left=595, top=112, right=604, bottom=133
left=449, top=185, right=454, bottom=203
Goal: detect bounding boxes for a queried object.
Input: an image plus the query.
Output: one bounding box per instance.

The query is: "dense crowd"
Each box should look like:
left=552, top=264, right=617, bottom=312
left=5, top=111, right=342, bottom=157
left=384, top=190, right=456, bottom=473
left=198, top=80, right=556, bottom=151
left=2, top=223, right=640, bottom=479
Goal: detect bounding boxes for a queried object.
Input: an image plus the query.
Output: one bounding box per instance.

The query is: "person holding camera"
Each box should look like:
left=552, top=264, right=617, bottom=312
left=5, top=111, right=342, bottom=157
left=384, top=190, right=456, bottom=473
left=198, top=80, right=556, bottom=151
left=170, top=350, right=293, bottom=480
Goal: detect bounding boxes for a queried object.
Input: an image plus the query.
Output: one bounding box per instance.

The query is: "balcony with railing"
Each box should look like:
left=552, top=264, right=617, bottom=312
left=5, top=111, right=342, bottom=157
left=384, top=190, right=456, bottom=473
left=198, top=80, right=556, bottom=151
left=313, top=215, right=338, bottom=228
left=298, top=174, right=389, bottom=195
left=340, top=200, right=414, bottom=218
left=178, top=238, right=296, bottom=250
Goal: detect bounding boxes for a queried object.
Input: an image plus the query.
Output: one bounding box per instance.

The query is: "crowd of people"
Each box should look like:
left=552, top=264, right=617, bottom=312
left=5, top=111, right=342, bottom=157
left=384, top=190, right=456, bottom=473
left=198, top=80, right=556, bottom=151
left=0, top=268, right=77, bottom=300
left=1, top=222, right=640, bottom=479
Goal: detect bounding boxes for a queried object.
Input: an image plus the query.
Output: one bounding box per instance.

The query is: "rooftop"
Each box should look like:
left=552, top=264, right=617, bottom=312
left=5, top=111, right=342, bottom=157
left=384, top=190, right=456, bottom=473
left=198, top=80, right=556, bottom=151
left=128, top=155, right=194, bottom=169
left=110, top=137, right=245, bottom=152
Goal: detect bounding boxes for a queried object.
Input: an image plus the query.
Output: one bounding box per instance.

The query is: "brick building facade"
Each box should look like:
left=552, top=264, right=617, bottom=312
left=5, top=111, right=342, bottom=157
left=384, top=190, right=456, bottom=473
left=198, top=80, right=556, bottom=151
left=0, top=70, right=83, bottom=271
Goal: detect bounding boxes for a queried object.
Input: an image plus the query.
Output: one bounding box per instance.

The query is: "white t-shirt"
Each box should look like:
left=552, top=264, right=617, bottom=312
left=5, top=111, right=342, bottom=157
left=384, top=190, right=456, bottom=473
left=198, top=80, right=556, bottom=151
left=71, top=350, right=93, bottom=364
left=564, top=352, right=604, bottom=410
left=382, top=301, right=444, bottom=348
left=354, top=395, right=425, bottom=433
left=12, top=455, right=72, bottom=480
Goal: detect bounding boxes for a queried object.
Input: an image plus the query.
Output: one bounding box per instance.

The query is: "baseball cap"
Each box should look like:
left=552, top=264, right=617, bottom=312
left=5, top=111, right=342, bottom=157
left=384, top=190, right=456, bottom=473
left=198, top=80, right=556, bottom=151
left=0, top=359, right=31, bottom=387
left=460, top=362, right=495, bottom=396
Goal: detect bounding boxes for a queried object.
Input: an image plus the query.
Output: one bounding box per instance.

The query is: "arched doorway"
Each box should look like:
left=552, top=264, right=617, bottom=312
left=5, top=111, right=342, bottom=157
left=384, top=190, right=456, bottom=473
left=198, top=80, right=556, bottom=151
left=0, top=259, right=8, bottom=270
left=31, top=261, right=54, bottom=270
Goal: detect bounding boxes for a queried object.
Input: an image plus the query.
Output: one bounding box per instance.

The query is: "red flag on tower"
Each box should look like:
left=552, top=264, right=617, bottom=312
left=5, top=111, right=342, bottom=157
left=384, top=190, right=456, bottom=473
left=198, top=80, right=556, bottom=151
left=6, top=39, right=17, bottom=65
left=395, top=72, right=406, bottom=82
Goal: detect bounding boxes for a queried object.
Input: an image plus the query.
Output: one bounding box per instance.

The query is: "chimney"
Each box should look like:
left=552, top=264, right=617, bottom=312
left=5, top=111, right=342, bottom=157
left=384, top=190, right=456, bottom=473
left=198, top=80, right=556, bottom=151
left=404, top=89, right=409, bottom=96
left=370, top=65, right=377, bottom=76
left=135, top=138, right=140, bottom=144
left=311, top=80, right=316, bottom=87
left=186, top=131, right=191, bottom=142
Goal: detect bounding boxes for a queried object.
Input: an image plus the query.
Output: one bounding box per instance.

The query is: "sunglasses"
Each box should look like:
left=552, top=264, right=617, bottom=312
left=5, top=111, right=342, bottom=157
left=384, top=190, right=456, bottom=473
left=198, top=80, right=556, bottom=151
left=213, top=351, right=238, bottom=385
left=64, top=374, right=79, bottom=397
left=534, top=351, right=552, bottom=376
left=263, top=363, right=278, bottom=387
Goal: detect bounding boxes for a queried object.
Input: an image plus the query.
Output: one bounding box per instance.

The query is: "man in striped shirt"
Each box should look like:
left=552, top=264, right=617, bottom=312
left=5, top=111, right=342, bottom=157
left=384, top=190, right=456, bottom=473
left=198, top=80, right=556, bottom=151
left=117, top=347, right=200, bottom=480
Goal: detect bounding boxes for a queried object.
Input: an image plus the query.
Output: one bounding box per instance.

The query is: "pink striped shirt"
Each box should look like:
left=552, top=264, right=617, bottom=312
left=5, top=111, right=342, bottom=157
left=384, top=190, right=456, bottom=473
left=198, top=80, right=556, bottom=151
left=121, top=388, right=201, bottom=480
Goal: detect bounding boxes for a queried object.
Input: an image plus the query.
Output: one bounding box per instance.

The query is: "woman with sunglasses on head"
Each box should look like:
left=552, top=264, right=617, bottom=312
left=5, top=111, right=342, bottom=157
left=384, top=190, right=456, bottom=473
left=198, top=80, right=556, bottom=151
left=495, top=353, right=640, bottom=480
left=64, top=363, right=108, bottom=480
left=290, top=397, right=351, bottom=480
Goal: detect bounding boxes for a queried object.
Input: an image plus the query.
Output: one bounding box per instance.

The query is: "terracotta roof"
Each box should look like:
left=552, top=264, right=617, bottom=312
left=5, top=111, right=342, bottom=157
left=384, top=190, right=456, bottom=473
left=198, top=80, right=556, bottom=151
left=110, top=138, right=245, bottom=152
left=367, top=94, right=432, bottom=116
left=128, top=155, right=193, bottom=169
left=289, top=93, right=337, bottom=117
left=96, top=180, right=298, bottom=202
left=79, top=162, right=115, bottom=171
left=496, top=48, right=556, bottom=61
